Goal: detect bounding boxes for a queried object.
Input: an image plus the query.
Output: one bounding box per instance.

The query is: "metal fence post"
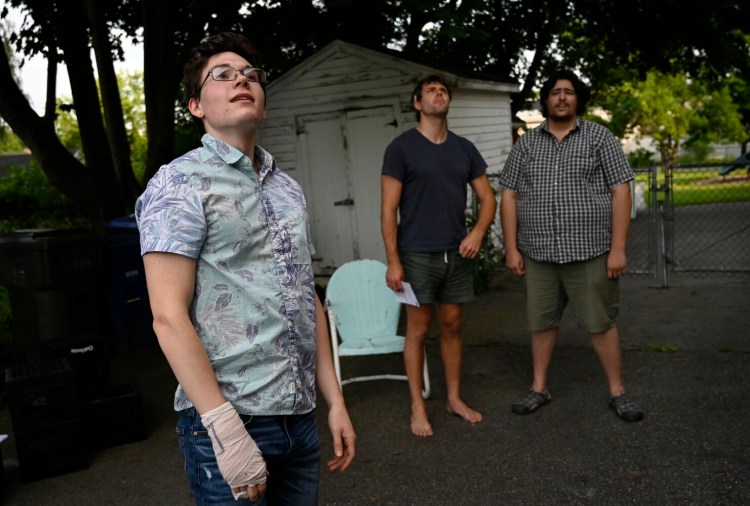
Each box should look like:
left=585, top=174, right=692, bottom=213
left=647, top=163, right=659, bottom=284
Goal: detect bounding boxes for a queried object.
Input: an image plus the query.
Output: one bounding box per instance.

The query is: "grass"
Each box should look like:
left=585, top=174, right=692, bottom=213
left=636, top=169, right=750, bottom=206
left=644, top=343, right=679, bottom=353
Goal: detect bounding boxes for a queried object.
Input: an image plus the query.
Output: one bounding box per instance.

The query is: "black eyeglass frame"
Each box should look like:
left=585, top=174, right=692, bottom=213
left=199, top=66, right=268, bottom=92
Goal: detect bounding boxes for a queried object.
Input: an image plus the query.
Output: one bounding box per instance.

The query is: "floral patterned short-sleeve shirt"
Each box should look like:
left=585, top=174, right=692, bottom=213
left=135, top=134, right=317, bottom=416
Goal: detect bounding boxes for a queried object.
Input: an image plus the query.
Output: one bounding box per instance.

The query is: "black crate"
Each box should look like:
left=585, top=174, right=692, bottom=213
left=40, top=334, right=112, bottom=389
left=82, top=382, right=147, bottom=449
left=4, top=359, right=81, bottom=429
left=14, top=418, right=89, bottom=482
left=0, top=435, right=6, bottom=497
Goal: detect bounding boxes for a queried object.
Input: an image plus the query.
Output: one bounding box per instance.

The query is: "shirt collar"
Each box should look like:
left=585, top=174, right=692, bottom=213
left=200, top=133, right=275, bottom=177
left=540, top=117, right=582, bottom=135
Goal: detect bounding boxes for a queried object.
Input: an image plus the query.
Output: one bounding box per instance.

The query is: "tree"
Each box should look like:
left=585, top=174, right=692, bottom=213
left=726, top=73, right=750, bottom=153
left=54, top=70, right=148, bottom=179
left=1, top=0, right=131, bottom=220
left=0, top=0, right=748, bottom=223
left=1, top=10, right=27, bottom=152
left=592, top=71, right=745, bottom=167
left=416, top=0, right=573, bottom=114
left=0, top=0, right=247, bottom=220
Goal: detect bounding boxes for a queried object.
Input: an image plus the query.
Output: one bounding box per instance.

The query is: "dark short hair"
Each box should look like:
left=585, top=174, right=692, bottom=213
left=411, top=74, right=453, bottom=121
left=182, top=32, right=265, bottom=129
left=539, top=69, right=591, bottom=118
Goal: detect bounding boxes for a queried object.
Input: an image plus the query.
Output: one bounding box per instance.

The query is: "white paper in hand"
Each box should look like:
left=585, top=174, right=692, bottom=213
left=394, top=282, right=420, bottom=307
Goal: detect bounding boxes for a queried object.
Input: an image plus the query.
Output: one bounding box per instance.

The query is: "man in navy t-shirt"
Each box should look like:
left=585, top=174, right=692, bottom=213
left=381, top=74, right=497, bottom=437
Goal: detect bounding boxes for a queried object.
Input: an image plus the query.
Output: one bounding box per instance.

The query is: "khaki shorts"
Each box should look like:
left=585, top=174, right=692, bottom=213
left=400, top=250, right=474, bottom=305
left=523, top=253, right=619, bottom=333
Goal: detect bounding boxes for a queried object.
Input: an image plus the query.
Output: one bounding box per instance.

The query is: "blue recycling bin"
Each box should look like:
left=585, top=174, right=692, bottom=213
left=103, top=216, right=155, bottom=355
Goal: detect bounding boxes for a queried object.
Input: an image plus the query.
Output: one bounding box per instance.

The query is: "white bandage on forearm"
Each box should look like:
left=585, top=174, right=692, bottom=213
left=201, top=402, right=267, bottom=488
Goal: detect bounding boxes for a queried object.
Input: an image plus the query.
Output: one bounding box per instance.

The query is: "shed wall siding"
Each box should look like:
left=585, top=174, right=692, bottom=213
left=261, top=47, right=514, bottom=177
left=256, top=41, right=516, bottom=272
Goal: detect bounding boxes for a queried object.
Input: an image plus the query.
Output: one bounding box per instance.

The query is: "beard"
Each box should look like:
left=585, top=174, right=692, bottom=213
left=548, top=106, right=575, bottom=123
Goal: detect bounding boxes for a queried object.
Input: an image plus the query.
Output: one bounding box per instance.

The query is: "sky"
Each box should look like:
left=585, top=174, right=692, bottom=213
left=6, top=5, right=143, bottom=115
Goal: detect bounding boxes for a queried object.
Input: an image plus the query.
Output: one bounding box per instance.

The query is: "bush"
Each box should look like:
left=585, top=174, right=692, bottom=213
left=628, top=148, right=655, bottom=169
left=0, top=163, right=91, bottom=234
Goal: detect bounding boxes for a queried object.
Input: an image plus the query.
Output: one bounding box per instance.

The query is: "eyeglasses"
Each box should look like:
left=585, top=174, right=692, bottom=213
left=199, top=65, right=268, bottom=91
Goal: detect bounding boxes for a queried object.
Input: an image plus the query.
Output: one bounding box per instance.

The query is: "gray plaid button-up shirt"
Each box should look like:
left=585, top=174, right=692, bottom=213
left=499, top=119, right=633, bottom=263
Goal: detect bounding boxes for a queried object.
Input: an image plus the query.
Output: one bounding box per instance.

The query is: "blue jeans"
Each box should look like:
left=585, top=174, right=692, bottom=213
left=177, top=408, right=321, bottom=505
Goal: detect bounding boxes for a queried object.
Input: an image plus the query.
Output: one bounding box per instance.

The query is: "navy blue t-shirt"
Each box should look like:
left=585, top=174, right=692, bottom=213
left=382, top=128, right=487, bottom=252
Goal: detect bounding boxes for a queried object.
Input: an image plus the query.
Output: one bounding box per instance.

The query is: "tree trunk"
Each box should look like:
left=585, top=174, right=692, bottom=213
left=87, top=0, right=143, bottom=204
left=43, top=44, right=58, bottom=123
left=511, top=1, right=568, bottom=117
left=141, top=0, right=181, bottom=183
left=0, top=45, right=106, bottom=209
left=56, top=0, right=125, bottom=219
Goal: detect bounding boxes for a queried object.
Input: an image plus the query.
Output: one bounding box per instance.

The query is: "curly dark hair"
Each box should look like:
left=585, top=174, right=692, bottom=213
left=539, top=69, right=591, bottom=118
left=182, top=32, right=265, bottom=128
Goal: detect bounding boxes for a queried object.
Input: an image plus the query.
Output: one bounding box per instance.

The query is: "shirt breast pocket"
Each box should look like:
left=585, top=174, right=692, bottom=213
left=569, top=153, right=597, bottom=183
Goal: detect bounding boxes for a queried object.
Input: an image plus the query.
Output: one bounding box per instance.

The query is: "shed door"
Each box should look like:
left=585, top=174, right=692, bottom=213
left=297, top=106, right=398, bottom=275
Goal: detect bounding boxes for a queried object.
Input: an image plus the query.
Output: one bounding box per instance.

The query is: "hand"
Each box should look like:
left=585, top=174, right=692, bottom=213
left=505, top=248, right=525, bottom=277
left=385, top=262, right=404, bottom=292
left=607, top=249, right=627, bottom=279
left=459, top=230, right=483, bottom=259
left=201, top=402, right=268, bottom=501
left=326, top=404, right=356, bottom=472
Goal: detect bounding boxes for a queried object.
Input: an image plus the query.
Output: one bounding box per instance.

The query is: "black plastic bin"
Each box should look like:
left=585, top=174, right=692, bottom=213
left=4, top=358, right=88, bottom=481
left=40, top=334, right=112, bottom=389
left=103, top=216, right=155, bottom=355
left=0, top=229, right=104, bottom=362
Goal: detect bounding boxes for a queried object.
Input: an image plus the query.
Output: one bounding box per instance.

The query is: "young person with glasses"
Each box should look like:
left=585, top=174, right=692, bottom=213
left=136, top=32, right=356, bottom=505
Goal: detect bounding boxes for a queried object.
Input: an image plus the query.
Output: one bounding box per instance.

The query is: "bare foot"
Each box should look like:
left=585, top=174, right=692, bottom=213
left=446, top=399, right=483, bottom=424
left=410, top=408, right=434, bottom=437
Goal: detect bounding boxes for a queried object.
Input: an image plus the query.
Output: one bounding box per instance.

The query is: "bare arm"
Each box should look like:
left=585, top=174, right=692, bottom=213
left=608, top=181, right=632, bottom=279
left=142, top=252, right=226, bottom=414
left=381, top=174, right=404, bottom=291
left=143, top=252, right=269, bottom=499
left=314, top=293, right=356, bottom=472
left=500, top=189, right=524, bottom=277
left=461, top=174, right=497, bottom=258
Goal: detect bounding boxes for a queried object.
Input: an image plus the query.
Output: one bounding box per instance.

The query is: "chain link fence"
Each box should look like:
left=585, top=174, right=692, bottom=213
left=480, top=159, right=750, bottom=288
left=661, top=161, right=750, bottom=283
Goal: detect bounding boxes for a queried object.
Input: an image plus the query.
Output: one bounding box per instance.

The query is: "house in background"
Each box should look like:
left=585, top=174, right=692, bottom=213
left=0, top=153, right=33, bottom=178
left=258, top=39, right=518, bottom=277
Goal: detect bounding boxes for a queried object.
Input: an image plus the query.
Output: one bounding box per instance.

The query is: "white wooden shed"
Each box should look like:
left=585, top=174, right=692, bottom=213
left=257, top=39, right=518, bottom=276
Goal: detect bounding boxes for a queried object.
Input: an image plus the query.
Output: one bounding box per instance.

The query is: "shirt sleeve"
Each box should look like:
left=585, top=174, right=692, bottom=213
left=135, top=166, right=207, bottom=259
left=598, top=127, right=634, bottom=187
left=498, top=136, right=527, bottom=191
left=463, top=138, right=488, bottom=181
left=382, top=136, right=407, bottom=182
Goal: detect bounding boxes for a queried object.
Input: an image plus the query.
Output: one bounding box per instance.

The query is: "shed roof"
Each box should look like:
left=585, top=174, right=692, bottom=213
left=267, top=39, right=519, bottom=95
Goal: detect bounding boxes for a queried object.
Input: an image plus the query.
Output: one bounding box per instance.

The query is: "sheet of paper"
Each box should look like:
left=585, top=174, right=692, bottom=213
left=394, top=282, right=420, bottom=307
left=0, top=434, right=8, bottom=443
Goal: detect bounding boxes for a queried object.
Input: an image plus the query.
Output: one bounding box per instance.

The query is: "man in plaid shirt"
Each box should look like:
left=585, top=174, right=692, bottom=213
left=499, top=69, right=644, bottom=422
